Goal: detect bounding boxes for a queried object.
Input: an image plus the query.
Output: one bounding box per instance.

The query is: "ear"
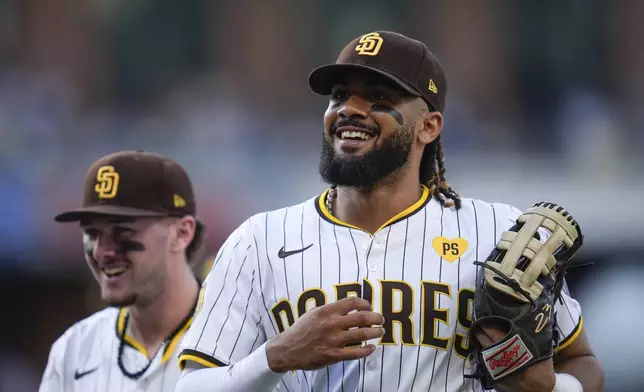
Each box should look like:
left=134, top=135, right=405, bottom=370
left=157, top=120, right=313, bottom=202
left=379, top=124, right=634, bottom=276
left=417, top=110, right=443, bottom=146
left=170, top=216, right=196, bottom=255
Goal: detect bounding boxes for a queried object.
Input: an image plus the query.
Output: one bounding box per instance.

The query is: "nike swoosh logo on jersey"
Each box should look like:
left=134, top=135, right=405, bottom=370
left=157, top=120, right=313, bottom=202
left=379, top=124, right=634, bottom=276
left=74, top=367, right=98, bottom=380
left=278, top=244, right=313, bottom=259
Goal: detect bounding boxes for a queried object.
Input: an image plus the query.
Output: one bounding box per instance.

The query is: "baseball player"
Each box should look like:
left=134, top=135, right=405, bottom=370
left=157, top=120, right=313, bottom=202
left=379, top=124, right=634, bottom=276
left=176, top=32, right=604, bottom=392
left=39, top=150, right=205, bottom=392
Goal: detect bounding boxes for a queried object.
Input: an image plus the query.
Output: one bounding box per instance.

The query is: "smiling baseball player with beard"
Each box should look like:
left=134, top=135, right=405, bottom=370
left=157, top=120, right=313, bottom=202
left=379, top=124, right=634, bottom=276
left=175, top=32, right=604, bottom=392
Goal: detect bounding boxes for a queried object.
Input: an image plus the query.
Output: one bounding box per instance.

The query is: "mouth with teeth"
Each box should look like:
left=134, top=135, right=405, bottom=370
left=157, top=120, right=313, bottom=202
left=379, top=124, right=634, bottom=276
left=333, top=125, right=377, bottom=151
left=339, top=130, right=374, bottom=140
left=101, top=265, right=129, bottom=279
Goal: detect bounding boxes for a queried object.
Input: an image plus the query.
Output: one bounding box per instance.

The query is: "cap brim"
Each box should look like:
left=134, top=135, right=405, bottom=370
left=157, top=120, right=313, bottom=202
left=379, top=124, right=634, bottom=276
left=54, top=205, right=169, bottom=223
left=308, top=63, right=421, bottom=97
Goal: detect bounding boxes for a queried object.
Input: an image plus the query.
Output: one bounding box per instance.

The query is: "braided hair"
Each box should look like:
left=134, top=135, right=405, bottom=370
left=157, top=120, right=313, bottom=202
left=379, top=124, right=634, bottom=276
left=419, top=136, right=461, bottom=209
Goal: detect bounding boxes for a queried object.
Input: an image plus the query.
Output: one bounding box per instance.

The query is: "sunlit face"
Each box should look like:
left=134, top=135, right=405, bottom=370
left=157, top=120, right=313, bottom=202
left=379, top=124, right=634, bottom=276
left=80, top=217, right=174, bottom=308
left=319, top=70, right=423, bottom=188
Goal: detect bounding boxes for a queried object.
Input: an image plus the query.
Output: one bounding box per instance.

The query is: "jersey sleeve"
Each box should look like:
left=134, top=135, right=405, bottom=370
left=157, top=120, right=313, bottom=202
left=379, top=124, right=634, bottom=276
left=38, top=329, right=72, bottom=392
left=179, top=219, right=265, bottom=369
left=552, top=282, right=583, bottom=351
left=496, top=203, right=584, bottom=351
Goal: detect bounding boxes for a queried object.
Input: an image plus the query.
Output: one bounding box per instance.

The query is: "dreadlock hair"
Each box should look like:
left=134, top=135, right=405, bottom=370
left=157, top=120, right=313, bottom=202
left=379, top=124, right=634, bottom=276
left=419, top=135, right=462, bottom=209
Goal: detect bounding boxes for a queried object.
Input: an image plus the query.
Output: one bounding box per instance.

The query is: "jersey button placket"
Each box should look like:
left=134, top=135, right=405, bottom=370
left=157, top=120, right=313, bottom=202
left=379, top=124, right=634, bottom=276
left=366, top=239, right=379, bottom=272
left=367, top=233, right=387, bottom=273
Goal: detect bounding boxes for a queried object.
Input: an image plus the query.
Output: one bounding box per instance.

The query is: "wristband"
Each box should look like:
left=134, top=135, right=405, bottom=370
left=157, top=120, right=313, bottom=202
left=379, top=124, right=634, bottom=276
left=552, top=373, right=583, bottom=392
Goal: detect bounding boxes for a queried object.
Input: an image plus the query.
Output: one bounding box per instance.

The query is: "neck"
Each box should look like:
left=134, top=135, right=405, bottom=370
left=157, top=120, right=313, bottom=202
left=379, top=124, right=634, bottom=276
left=127, top=265, right=199, bottom=357
left=334, top=169, right=423, bottom=234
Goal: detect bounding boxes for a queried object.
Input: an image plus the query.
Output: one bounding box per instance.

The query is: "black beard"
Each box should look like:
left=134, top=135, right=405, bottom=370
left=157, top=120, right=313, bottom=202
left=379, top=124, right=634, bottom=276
left=319, top=124, right=414, bottom=189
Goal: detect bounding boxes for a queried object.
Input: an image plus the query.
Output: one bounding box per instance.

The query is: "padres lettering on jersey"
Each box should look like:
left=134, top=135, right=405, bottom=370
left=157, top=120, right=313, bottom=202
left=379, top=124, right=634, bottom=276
left=180, top=185, right=583, bottom=392
left=39, top=307, right=194, bottom=392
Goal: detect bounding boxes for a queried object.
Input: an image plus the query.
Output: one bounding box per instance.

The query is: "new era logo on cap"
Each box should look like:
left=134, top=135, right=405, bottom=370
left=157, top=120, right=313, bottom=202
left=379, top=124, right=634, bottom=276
left=308, top=31, right=447, bottom=113
left=429, top=79, right=438, bottom=94
left=54, top=150, right=196, bottom=222
left=174, top=194, right=187, bottom=208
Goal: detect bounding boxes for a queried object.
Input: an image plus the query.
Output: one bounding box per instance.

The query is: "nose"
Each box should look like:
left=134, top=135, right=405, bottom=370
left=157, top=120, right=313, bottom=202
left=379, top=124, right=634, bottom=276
left=91, top=234, right=118, bottom=262
left=337, top=95, right=370, bottom=120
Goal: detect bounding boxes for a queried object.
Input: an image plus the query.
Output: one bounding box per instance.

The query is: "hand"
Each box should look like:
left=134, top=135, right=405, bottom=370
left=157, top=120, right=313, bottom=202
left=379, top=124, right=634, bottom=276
left=266, top=297, right=385, bottom=372
left=475, top=324, right=556, bottom=392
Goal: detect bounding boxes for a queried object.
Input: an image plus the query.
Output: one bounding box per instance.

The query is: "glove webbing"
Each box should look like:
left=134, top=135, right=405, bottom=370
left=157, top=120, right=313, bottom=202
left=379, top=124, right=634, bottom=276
left=472, top=260, right=537, bottom=311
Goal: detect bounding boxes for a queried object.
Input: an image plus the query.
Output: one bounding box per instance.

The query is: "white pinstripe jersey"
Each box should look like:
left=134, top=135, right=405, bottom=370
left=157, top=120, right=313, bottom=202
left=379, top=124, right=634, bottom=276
left=39, top=307, right=193, bottom=392
left=179, top=185, right=583, bottom=392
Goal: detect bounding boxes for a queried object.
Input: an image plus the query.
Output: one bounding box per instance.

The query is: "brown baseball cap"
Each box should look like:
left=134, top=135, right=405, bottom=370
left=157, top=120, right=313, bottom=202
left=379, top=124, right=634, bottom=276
left=308, top=31, right=447, bottom=112
left=54, top=150, right=196, bottom=222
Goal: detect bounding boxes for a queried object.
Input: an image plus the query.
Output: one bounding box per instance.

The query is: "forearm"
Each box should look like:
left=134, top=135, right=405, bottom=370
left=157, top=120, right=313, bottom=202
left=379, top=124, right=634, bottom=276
left=175, top=342, right=285, bottom=392
left=493, top=355, right=604, bottom=392
left=483, top=356, right=556, bottom=392
left=555, top=355, right=604, bottom=392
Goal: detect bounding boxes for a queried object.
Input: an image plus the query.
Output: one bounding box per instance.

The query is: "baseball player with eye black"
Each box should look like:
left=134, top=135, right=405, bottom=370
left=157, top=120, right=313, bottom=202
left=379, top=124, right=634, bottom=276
left=38, top=150, right=207, bottom=392
left=176, top=32, right=604, bottom=392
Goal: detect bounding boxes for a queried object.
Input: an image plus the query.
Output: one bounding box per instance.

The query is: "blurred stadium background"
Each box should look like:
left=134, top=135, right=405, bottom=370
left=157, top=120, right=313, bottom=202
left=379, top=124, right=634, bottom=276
left=0, top=0, right=642, bottom=390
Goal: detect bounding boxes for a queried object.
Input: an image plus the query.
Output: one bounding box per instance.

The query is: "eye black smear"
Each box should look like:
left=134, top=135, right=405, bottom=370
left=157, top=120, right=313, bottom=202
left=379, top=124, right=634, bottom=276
left=119, top=241, right=146, bottom=253
left=371, top=104, right=403, bottom=125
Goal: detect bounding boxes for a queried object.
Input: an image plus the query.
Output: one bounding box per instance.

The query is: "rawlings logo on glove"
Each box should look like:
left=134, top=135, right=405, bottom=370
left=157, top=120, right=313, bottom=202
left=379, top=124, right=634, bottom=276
left=483, top=334, right=532, bottom=379
left=464, top=202, right=583, bottom=390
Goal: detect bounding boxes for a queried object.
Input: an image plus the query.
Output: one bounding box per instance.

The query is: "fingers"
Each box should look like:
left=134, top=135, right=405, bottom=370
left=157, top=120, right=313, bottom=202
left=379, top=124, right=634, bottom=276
left=479, top=325, right=506, bottom=342
left=328, top=344, right=378, bottom=362
left=339, top=326, right=385, bottom=344
left=474, top=329, right=494, bottom=349
left=338, top=310, right=384, bottom=329
left=331, top=296, right=373, bottom=314
left=475, top=326, right=506, bottom=349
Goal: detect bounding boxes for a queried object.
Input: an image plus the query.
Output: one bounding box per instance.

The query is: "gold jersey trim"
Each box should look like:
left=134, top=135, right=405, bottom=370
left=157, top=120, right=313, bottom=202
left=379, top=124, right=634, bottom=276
left=315, top=185, right=431, bottom=235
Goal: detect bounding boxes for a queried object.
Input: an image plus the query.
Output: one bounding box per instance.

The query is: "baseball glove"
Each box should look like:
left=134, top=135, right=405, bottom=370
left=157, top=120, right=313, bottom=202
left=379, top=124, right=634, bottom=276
left=464, top=202, right=583, bottom=390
